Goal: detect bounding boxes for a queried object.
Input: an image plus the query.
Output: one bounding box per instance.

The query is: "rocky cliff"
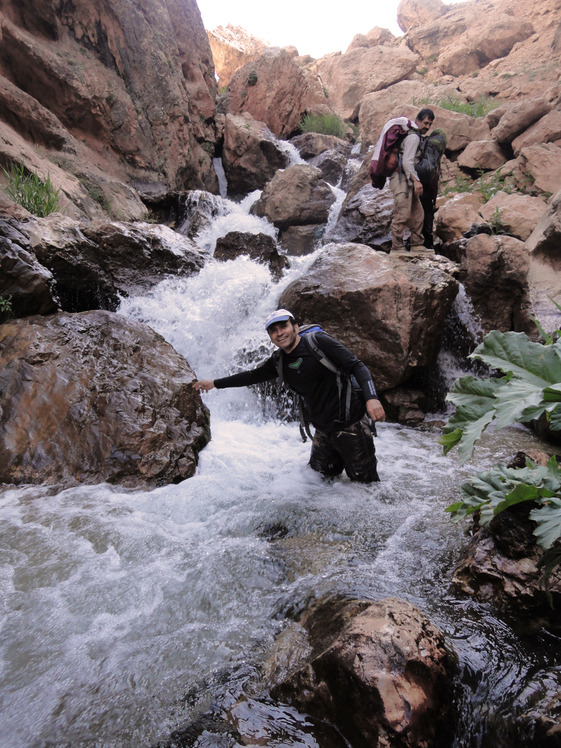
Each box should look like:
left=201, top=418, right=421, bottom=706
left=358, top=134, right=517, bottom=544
left=0, top=0, right=218, bottom=221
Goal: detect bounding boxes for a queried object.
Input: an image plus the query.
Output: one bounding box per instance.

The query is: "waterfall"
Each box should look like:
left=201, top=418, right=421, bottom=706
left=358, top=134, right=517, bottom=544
left=212, top=157, right=228, bottom=198
left=1, top=171, right=557, bottom=746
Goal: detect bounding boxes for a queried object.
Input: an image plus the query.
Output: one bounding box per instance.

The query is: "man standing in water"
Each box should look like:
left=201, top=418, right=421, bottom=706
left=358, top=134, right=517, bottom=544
left=194, top=310, right=385, bottom=482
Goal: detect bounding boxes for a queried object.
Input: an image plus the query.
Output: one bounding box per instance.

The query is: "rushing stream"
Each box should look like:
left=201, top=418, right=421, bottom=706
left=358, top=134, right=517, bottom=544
left=1, top=196, right=560, bottom=746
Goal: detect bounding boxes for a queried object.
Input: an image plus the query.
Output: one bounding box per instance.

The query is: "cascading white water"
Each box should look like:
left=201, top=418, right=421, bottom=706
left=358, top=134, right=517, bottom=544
left=1, top=186, right=557, bottom=747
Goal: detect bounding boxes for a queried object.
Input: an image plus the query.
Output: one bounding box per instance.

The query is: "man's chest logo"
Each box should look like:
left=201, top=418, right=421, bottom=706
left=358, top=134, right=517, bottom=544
left=288, top=357, right=303, bottom=369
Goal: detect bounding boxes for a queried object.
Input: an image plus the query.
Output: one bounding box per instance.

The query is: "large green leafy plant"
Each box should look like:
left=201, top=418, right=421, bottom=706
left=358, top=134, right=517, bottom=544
left=440, top=329, right=561, bottom=587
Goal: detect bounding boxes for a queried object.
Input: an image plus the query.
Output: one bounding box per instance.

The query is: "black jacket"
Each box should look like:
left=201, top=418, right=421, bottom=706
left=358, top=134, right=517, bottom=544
left=214, top=332, right=377, bottom=432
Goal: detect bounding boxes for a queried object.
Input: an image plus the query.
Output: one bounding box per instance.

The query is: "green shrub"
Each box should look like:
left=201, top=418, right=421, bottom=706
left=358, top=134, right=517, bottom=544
left=247, top=70, right=258, bottom=86
left=0, top=295, right=13, bottom=323
left=299, top=112, right=346, bottom=138
left=440, top=327, right=561, bottom=591
left=438, top=95, right=500, bottom=118
left=2, top=162, right=61, bottom=216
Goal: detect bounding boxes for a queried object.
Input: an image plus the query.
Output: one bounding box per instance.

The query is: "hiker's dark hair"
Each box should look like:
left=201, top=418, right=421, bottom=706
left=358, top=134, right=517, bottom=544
left=417, top=108, right=435, bottom=121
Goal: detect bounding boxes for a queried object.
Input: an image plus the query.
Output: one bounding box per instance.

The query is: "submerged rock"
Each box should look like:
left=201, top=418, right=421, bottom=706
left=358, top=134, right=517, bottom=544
left=0, top=310, right=210, bottom=488
left=268, top=597, right=454, bottom=748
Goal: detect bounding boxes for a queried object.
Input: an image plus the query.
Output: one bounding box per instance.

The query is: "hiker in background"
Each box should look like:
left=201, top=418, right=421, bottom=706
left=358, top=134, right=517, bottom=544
left=417, top=126, right=447, bottom=249
left=194, top=309, right=385, bottom=483
left=389, top=108, right=434, bottom=253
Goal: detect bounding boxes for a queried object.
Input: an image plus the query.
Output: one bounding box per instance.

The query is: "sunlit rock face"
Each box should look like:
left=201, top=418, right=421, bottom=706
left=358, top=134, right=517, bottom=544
left=0, top=0, right=218, bottom=219
left=0, top=310, right=210, bottom=488
left=207, top=23, right=267, bottom=87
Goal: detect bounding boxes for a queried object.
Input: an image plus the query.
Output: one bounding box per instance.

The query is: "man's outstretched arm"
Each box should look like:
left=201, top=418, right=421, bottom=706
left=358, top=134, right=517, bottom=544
left=193, top=379, right=215, bottom=392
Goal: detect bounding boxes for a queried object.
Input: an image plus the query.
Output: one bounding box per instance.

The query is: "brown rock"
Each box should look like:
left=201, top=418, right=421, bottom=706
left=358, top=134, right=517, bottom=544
left=0, top=218, right=59, bottom=317
left=435, top=193, right=483, bottom=243
left=279, top=243, right=459, bottom=391
left=221, top=112, right=290, bottom=197
left=278, top=225, right=325, bottom=256
left=457, top=140, right=509, bottom=172
left=455, top=233, right=531, bottom=333
left=453, top=524, right=561, bottom=630
left=0, top=0, right=219, bottom=215
left=514, top=143, right=561, bottom=195
left=330, top=179, right=394, bottom=249
left=397, top=0, right=447, bottom=33
left=271, top=597, right=453, bottom=748
left=214, top=231, right=288, bottom=279
left=315, top=46, right=420, bottom=120
left=226, top=47, right=328, bottom=138
left=526, top=187, right=561, bottom=257
left=251, top=164, right=336, bottom=231
left=478, top=191, right=548, bottom=241
left=0, top=310, right=210, bottom=488
left=492, top=98, right=554, bottom=144
left=512, top=108, right=561, bottom=155
left=24, top=214, right=206, bottom=312
left=207, top=24, right=267, bottom=87
left=438, top=17, right=534, bottom=76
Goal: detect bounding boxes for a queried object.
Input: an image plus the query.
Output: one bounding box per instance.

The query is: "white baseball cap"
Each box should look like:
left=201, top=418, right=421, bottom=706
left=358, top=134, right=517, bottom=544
left=265, top=309, right=295, bottom=330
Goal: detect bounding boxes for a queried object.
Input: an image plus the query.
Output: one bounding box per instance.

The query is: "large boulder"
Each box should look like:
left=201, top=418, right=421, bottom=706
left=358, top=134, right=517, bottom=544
left=330, top=183, right=394, bottom=249
left=478, top=191, right=548, bottom=241
left=397, top=0, right=447, bottom=33
left=524, top=189, right=561, bottom=332
left=221, top=112, right=290, bottom=197
left=0, top=218, right=59, bottom=317
left=457, top=140, right=509, bottom=172
left=226, top=47, right=328, bottom=138
left=207, top=24, right=267, bottom=87
left=512, top=143, right=561, bottom=195
left=314, top=46, right=420, bottom=120
left=270, top=597, right=453, bottom=748
left=453, top=233, right=532, bottom=333
left=437, top=17, right=534, bottom=76
left=435, top=193, right=483, bottom=243
left=279, top=243, right=459, bottom=391
left=0, top=0, right=219, bottom=217
left=0, top=310, right=210, bottom=488
left=24, top=215, right=206, bottom=312
left=491, top=97, right=554, bottom=144
left=214, top=231, right=288, bottom=279
left=251, top=164, right=336, bottom=230
left=511, top=108, right=561, bottom=155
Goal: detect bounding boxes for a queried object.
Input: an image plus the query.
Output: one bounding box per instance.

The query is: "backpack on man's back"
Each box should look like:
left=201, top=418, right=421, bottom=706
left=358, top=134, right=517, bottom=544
left=416, top=128, right=447, bottom=186
left=369, top=117, right=418, bottom=189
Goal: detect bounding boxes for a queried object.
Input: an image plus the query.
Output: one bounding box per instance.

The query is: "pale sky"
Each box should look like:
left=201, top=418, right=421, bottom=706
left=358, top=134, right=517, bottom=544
left=196, top=0, right=466, bottom=59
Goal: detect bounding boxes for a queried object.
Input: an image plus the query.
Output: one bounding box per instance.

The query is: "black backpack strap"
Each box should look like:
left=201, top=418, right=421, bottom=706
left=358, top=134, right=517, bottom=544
left=302, top=332, right=353, bottom=424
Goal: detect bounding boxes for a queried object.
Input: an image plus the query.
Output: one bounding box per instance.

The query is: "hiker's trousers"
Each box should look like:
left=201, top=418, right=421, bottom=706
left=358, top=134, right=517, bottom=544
left=389, top=171, right=424, bottom=249
left=309, top=416, right=379, bottom=483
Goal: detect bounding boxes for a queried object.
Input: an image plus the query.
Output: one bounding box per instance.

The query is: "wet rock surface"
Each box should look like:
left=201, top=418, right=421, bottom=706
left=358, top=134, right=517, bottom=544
left=279, top=242, right=459, bottom=391
left=268, top=597, right=454, bottom=748
left=0, top=310, right=210, bottom=488
left=24, top=215, right=206, bottom=312
left=214, top=231, right=288, bottom=279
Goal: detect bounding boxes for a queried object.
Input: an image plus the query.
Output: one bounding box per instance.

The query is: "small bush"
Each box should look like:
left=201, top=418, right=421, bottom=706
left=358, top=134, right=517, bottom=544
left=438, top=95, right=500, bottom=118
left=0, top=295, right=13, bottom=323
left=2, top=162, right=60, bottom=216
left=247, top=70, right=258, bottom=86
left=299, top=112, right=346, bottom=138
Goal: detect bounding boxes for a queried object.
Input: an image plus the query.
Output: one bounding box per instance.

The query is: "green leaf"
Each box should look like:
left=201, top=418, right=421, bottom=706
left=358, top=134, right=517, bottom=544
left=495, top=483, right=541, bottom=514
left=530, top=498, right=561, bottom=549
left=547, top=405, right=561, bottom=431
left=491, top=379, right=546, bottom=429
left=471, top=331, right=561, bottom=387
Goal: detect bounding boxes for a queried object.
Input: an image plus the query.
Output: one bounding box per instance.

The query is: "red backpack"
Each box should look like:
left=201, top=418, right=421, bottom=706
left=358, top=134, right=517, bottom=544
left=369, top=117, right=418, bottom=189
